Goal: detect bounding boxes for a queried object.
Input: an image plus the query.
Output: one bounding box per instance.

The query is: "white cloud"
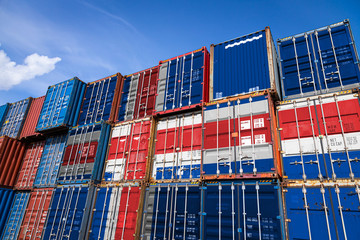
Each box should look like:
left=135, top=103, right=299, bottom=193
left=0, top=50, right=61, bottom=90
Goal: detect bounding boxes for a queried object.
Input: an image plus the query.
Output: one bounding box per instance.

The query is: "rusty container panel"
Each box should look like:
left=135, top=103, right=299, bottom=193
left=202, top=91, right=282, bottom=180
left=15, top=141, right=45, bottom=190
left=104, top=118, right=154, bottom=183
left=0, top=136, right=26, bottom=188
left=18, top=188, right=53, bottom=240
left=116, top=66, right=159, bottom=122
left=78, top=73, right=123, bottom=126
left=277, top=90, right=360, bottom=181
left=88, top=183, right=145, bottom=240
left=19, top=96, right=45, bottom=140
left=152, top=111, right=202, bottom=181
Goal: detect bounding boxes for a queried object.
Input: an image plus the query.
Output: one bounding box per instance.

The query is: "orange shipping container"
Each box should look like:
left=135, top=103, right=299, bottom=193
left=20, top=96, right=45, bottom=140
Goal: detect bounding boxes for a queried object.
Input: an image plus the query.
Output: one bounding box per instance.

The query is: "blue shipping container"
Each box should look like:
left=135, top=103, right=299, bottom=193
left=283, top=182, right=360, bottom=240
left=57, top=122, right=111, bottom=184
left=33, top=134, right=67, bottom=188
left=154, top=47, right=209, bottom=114
left=1, top=192, right=30, bottom=240
left=140, top=182, right=201, bottom=240
left=278, top=20, right=360, bottom=100
left=36, top=77, right=86, bottom=132
left=0, top=104, right=9, bottom=132
left=78, top=74, right=121, bottom=125
left=201, top=180, right=285, bottom=240
left=0, top=98, right=31, bottom=138
left=211, top=28, right=280, bottom=100
left=43, top=185, right=95, bottom=240
left=0, top=188, right=15, bottom=236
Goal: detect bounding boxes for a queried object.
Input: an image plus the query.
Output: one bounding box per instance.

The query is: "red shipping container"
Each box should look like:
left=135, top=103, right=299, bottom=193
left=18, top=188, right=53, bottom=239
left=0, top=136, right=26, bottom=187
left=104, top=118, right=154, bottom=182
left=15, top=141, right=45, bottom=190
left=20, top=96, right=45, bottom=139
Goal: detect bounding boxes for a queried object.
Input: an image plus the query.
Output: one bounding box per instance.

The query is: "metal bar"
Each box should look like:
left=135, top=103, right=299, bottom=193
left=310, top=32, right=323, bottom=93
left=250, top=97, right=257, bottom=175
left=92, top=80, right=105, bottom=123
left=335, top=185, right=348, bottom=240
left=163, top=185, right=171, bottom=239
left=121, top=187, right=131, bottom=240
left=49, top=187, right=66, bottom=238
left=84, top=81, right=96, bottom=124
left=183, top=184, right=188, bottom=240
left=178, top=115, right=185, bottom=180
left=292, top=37, right=304, bottom=96
left=120, top=124, right=132, bottom=181
left=256, top=182, right=262, bottom=240
left=293, top=101, right=307, bottom=181
left=164, top=61, right=171, bottom=111
left=78, top=124, right=96, bottom=180
left=42, top=87, right=55, bottom=129
left=179, top=56, right=185, bottom=107
left=218, top=183, right=222, bottom=240
left=43, top=136, right=59, bottom=186
left=228, top=100, right=233, bottom=175
left=62, top=186, right=81, bottom=239
left=32, top=190, right=46, bottom=239
left=24, top=190, right=39, bottom=237
left=167, top=184, right=175, bottom=240
left=302, top=185, right=313, bottom=240
left=124, top=76, right=135, bottom=120
left=111, top=125, right=123, bottom=182
left=52, top=81, right=68, bottom=127
left=99, top=77, right=111, bottom=121
left=320, top=186, right=332, bottom=240
left=305, top=33, right=317, bottom=93
left=315, top=31, right=330, bottom=91
left=172, top=58, right=179, bottom=110
left=108, top=186, right=122, bottom=239
left=124, top=123, right=135, bottom=181
left=71, top=126, right=89, bottom=181
left=144, top=69, right=152, bottom=117
left=27, top=142, right=43, bottom=188
left=328, top=27, right=344, bottom=89
left=153, top=185, right=161, bottom=239
left=161, top=119, right=169, bottom=180
left=133, top=121, right=144, bottom=180
left=237, top=99, right=244, bottom=176
left=231, top=183, right=235, bottom=240
left=64, top=127, right=82, bottom=181
left=242, top=182, right=247, bottom=240
left=188, top=53, right=194, bottom=106
left=171, top=184, right=179, bottom=240
left=22, top=143, right=36, bottom=188
left=136, top=72, right=146, bottom=119
left=190, top=113, right=195, bottom=179
left=97, top=187, right=110, bottom=240
left=216, top=103, right=220, bottom=176
left=57, top=186, right=75, bottom=239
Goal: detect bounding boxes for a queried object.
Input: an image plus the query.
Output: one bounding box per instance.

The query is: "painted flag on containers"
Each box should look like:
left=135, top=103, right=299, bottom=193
left=89, top=183, right=145, bottom=240
left=201, top=180, right=285, bottom=240
left=152, top=111, right=202, bottom=181
left=33, top=134, right=67, bottom=188
left=0, top=188, right=15, bottom=236
left=103, top=118, right=153, bottom=183
left=277, top=90, right=360, bottom=182
left=1, top=192, right=30, bottom=240
left=19, top=96, right=45, bottom=140
left=117, top=66, right=159, bottom=122
left=42, top=184, right=96, bottom=240
left=154, top=47, right=210, bottom=115
left=15, top=140, right=45, bottom=190
left=0, top=97, right=32, bottom=138
left=0, top=136, right=26, bottom=188
left=78, top=73, right=123, bottom=126
left=0, top=103, right=9, bottom=132
left=282, top=180, right=360, bottom=240
left=278, top=20, right=360, bottom=100
left=210, top=27, right=280, bottom=100
left=202, top=91, right=282, bottom=180
left=36, top=77, right=86, bottom=133
left=58, top=122, right=111, bottom=184
left=18, top=188, right=53, bottom=240
left=139, top=182, right=202, bottom=240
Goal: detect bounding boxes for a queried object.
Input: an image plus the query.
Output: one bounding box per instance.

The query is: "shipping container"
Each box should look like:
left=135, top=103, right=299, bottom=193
left=20, top=96, right=45, bottom=140
left=282, top=180, right=360, bottom=240
left=277, top=90, right=360, bottom=181
left=89, top=183, right=145, bottom=240
left=117, top=66, right=159, bottom=122
left=152, top=111, right=202, bottom=181
left=43, top=184, right=96, bottom=240
left=15, top=141, right=45, bottom=190
left=278, top=20, right=360, bottom=100
left=0, top=104, right=9, bottom=132
left=210, top=27, right=280, bottom=100
left=33, top=134, right=67, bottom=188
left=104, top=118, right=154, bottom=183
left=58, top=122, right=111, bottom=184
left=202, top=91, right=282, bottom=180
left=36, top=77, right=86, bottom=133
left=0, top=98, right=32, bottom=138
left=18, top=188, right=53, bottom=240
left=78, top=73, right=123, bottom=126
left=154, top=47, right=210, bottom=115
left=0, top=188, right=15, bottom=236
left=1, top=192, right=30, bottom=240
left=140, top=182, right=202, bottom=240
left=0, top=136, right=26, bottom=188
left=201, top=180, right=285, bottom=240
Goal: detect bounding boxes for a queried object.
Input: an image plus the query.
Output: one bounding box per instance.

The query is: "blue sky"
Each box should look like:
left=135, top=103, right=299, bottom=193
left=0, top=0, right=360, bottom=105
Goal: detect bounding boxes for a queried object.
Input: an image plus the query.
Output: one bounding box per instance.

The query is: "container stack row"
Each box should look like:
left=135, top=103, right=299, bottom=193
left=0, top=19, right=360, bottom=240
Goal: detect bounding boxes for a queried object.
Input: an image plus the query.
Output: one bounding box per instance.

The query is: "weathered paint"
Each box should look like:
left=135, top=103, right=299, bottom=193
left=20, top=96, right=45, bottom=139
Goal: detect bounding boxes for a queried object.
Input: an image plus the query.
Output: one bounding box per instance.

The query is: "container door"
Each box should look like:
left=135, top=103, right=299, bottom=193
left=284, top=186, right=337, bottom=240
left=331, top=185, right=360, bottom=240
left=118, top=75, right=140, bottom=122
left=155, top=62, right=169, bottom=112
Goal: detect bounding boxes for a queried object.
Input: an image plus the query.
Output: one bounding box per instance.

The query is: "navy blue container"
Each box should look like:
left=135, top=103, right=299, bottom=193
left=33, top=134, right=67, bottom=188
left=0, top=188, right=15, bottom=236
left=1, top=192, right=30, bottom=240
left=140, top=182, right=201, bottom=240
left=78, top=73, right=122, bottom=126
left=0, top=98, right=31, bottom=138
left=278, top=20, right=360, bottom=100
left=36, top=77, right=86, bottom=132
left=117, top=73, right=138, bottom=122
left=154, top=47, right=210, bottom=114
left=0, top=104, right=9, bottom=132
left=57, top=122, right=111, bottom=184
left=43, top=184, right=96, bottom=240
left=211, top=28, right=280, bottom=100
left=283, top=182, right=360, bottom=240
left=201, top=180, right=285, bottom=240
